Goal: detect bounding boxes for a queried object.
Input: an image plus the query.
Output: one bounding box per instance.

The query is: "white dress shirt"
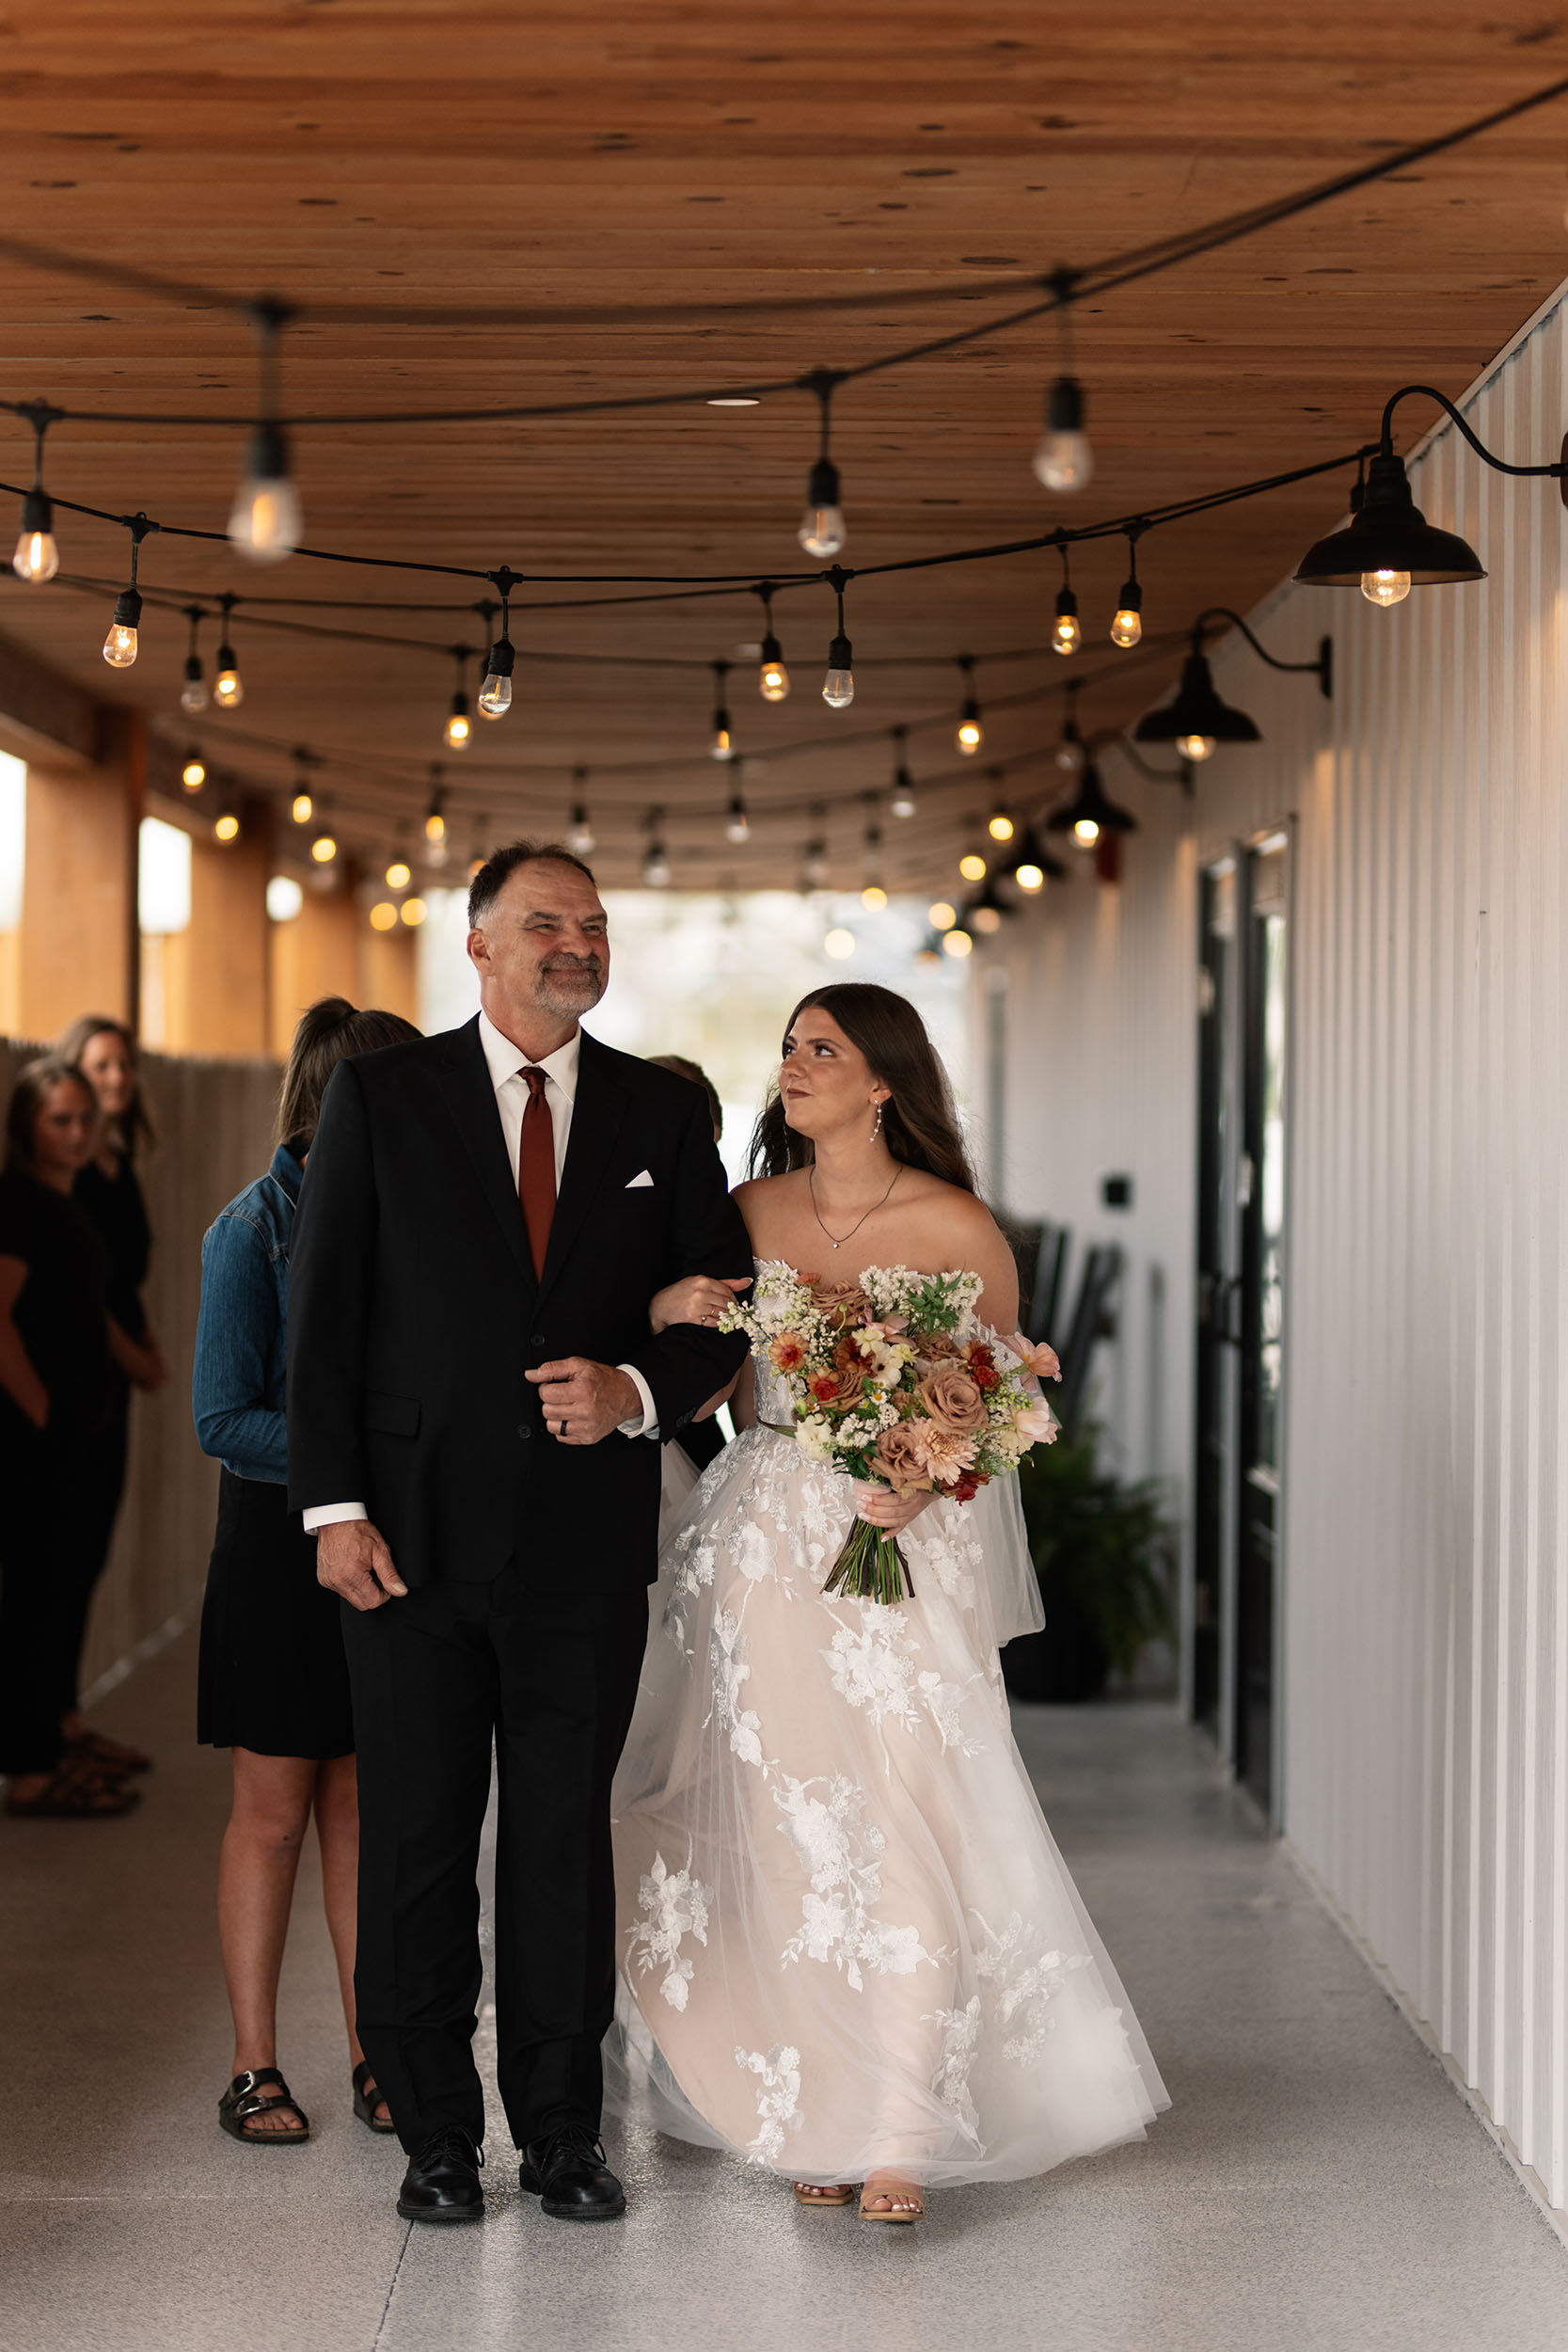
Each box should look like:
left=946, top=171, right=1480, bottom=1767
left=301, top=1012, right=657, bottom=1534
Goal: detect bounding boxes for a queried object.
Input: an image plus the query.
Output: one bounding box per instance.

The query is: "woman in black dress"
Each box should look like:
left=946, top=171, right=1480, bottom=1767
left=193, top=997, right=419, bottom=2146
left=0, top=1058, right=136, bottom=1818
left=58, top=1014, right=169, bottom=1778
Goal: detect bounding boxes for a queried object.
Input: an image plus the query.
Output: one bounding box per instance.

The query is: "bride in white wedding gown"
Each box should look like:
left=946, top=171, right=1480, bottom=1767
left=608, top=984, right=1167, bottom=2220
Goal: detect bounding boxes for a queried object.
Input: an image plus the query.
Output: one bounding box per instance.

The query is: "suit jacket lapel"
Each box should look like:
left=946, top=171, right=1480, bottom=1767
left=436, top=1017, right=534, bottom=1290
left=536, top=1031, right=626, bottom=1310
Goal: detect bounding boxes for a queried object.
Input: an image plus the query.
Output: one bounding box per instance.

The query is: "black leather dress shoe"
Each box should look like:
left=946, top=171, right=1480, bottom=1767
left=517, top=2124, right=626, bottom=2221
left=396, top=2126, right=485, bottom=2223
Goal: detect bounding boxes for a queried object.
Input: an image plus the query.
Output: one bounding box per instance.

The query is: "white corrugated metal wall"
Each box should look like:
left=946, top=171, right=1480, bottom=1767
left=992, top=291, right=1568, bottom=2217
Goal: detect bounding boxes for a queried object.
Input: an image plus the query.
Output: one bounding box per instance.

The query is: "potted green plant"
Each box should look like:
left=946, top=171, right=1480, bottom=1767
left=1003, top=1429, right=1173, bottom=1703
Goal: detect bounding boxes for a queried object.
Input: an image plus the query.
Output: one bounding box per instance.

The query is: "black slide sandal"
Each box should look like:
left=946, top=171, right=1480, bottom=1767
left=219, top=2069, right=309, bottom=2145
left=352, top=2059, right=396, bottom=2134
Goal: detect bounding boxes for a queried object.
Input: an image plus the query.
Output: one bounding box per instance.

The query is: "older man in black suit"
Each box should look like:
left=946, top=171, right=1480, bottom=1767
left=287, top=842, right=749, bottom=2226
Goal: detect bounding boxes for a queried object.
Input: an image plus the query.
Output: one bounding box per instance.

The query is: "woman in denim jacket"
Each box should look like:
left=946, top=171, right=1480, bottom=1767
left=194, top=996, right=419, bottom=2147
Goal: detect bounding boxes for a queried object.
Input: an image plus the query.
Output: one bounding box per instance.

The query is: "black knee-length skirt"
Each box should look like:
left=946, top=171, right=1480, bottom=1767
left=198, top=1468, right=355, bottom=1758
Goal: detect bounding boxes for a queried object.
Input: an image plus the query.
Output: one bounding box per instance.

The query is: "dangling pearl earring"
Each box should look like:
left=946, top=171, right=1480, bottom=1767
left=870, top=1100, right=884, bottom=1142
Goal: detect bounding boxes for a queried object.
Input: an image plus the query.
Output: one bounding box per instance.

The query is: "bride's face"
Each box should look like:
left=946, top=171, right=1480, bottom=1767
left=779, top=1009, right=886, bottom=1140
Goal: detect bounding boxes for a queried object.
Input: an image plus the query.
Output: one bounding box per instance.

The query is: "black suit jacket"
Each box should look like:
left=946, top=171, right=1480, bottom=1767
left=286, top=1018, right=751, bottom=1591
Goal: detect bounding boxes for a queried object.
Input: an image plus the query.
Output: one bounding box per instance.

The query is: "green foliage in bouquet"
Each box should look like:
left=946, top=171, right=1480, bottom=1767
left=1013, top=1428, right=1172, bottom=1680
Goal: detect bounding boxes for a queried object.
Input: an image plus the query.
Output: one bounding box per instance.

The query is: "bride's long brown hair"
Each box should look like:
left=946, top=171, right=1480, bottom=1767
left=747, top=983, right=975, bottom=1192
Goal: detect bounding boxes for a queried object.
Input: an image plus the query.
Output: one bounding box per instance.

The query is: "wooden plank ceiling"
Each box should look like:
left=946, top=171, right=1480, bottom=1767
left=1, top=3, right=1567, bottom=896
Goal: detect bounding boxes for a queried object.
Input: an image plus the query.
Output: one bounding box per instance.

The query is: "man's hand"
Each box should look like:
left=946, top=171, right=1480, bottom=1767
left=317, top=1518, right=407, bottom=1611
left=527, top=1358, right=643, bottom=1445
left=648, top=1274, right=752, bottom=1335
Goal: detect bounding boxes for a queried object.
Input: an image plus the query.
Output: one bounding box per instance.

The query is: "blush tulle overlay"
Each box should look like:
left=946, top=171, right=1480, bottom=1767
left=605, top=1266, right=1169, bottom=2189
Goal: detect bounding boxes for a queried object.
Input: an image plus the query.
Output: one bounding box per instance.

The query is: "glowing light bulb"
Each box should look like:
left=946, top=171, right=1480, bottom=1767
left=1111, top=605, right=1143, bottom=649
left=823, top=928, right=856, bottom=961
left=386, top=858, right=412, bottom=890
left=1053, top=579, right=1083, bottom=657
left=182, top=755, right=206, bottom=791
left=988, top=808, right=1014, bottom=843
left=1016, top=862, right=1046, bottom=893
left=643, top=846, right=672, bottom=887
left=958, top=850, right=988, bottom=882
left=13, top=528, right=58, bottom=584
left=1361, top=568, right=1411, bottom=608
left=861, top=884, right=888, bottom=911
left=12, top=488, right=58, bottom=583
left=724, top=794, right=750, bottom=844
left=567, top=806, right=595, bottom=857
left=214, top=810, right=241, bottom=843
left=425, top=806, right=446, bottom=844
left=446, top=697, right=471, bottom=750
left=958, top=711, right=983, bottom=755
left=1176, top=732, right=1217, bottom=762
left=822, top=630, right=854, bottom=708
left=229, top=423, right=302, bottom=563
left=400, top=896, right=428, bottom=927
left=890, top=769, right=917, bottom=819
left=1073, top=817, right=1101, bottom=847
left=293, top=787, right=315, bottom=825
left=973, top=904, right=1004, bottom=936
left=181, top=656, right=209, bottom=713
left=928, top=900, right=957, bottom=930
left=370, top=901, right=399, bottom=932
left=759, top=636, right=790, bottom=700
left=711, top=716, right=733, bottom=760
left=799, top=456, right=847, bottom=557
left=942, top=928, right=974, bottom=959
left=310, top=832, right=337, bottom=865
left=477, top=672, right=513, bottom=718
left=1032, top=376, right=1093, bottom=493
left=102, top=586, right=141, bottom=669
left=214, top=643, right=244, bottom=707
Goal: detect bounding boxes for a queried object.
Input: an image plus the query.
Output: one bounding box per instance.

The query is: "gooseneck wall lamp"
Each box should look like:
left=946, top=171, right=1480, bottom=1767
left=1135, top=608, right=1332, bottom=762
left=1295, top=385, right=1566, bottom=604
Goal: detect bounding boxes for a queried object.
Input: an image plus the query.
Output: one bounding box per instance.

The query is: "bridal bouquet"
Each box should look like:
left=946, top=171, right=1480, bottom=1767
left=720, top=1263, right=1060, bottom=1604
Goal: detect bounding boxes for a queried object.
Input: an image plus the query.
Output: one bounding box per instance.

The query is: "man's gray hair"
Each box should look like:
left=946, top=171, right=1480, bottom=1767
left=467, top=841, right=598, bottom=930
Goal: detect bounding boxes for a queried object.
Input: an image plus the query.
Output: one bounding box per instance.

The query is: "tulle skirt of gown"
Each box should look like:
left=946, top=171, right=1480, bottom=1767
left=607, top=1422, right=1169, bottom=2187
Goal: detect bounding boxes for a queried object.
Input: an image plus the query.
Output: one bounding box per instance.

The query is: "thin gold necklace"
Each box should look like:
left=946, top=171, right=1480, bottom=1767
left=809, top=1161, right=901, bottom=1252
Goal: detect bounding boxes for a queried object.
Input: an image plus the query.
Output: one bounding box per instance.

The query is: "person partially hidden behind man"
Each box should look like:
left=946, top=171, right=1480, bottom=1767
left=286, top=842, right=750, bottom=2225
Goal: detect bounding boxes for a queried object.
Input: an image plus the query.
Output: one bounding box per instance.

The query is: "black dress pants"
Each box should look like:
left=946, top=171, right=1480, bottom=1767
left=341, top=1563, right=648, bottom=2156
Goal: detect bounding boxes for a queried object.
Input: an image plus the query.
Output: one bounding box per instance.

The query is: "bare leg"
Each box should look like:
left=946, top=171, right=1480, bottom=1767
left=312, top=1752, right=389, bottom=2124
left=217, top=1749, right=317, bottom=2133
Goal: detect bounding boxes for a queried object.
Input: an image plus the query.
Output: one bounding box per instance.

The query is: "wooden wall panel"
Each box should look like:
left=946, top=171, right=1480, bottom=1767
left=994, top=290, right=1568, bottom=2217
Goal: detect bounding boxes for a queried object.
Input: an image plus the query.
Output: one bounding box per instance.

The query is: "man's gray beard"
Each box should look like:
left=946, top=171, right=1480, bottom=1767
left=535, top=964, right=605, bottom=1020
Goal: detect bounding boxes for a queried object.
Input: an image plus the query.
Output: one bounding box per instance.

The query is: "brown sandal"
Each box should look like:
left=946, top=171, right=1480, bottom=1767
left=219, top=2069, right=309, bottom=2145
left=859, top=2173, right=924, bottom=2223
left=793, top=2182, right=856, bottom=2206
left=5, top=1763, right=140, bottom=1819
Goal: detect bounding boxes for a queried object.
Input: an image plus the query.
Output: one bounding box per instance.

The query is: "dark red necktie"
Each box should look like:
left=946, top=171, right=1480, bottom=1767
left=517, top=1067, right=556, bottom=1279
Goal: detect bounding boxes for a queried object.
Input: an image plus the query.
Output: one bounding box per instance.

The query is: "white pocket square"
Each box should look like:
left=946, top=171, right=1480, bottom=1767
left=626, top=1169, right=655, bottom=1188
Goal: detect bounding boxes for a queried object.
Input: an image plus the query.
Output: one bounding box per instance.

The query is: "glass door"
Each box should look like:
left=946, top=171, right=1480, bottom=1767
left=1234, top=834, right=1290, bottom=1818
left=1192, top=861, right=1238, bottom=1734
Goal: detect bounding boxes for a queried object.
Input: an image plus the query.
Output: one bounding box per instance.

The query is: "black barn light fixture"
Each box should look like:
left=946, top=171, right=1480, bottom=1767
left=1047, top=758, right=1137, bottom=849
left=1295, top=384, right=1565, bottom=604
left=1135, top=609, right=1331, bottom=762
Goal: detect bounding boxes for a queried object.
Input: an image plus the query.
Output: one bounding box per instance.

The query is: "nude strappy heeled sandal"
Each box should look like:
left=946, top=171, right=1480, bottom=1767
left=793, top=2181, right=856, bottom=2206
left=859, top=2173, right=924, bottom=2223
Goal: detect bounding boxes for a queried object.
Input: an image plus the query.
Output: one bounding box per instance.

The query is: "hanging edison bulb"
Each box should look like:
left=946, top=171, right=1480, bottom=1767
left=181, top=652, right=210, bottom=714
left=102, top=587, right=142, bottom=670
left=229, top=421, right=303, bottom=563
left=386, top=855, right=413, bottom=891
left=1110, top=574, right=1143, bottom=648
left=724, top=792, right=751, bottom=844
left=567, top=780, right=595, bottom=857
left=822, top=627, right=854, bottom=708
left=182, top=753, right=206, bottom=792
left=1176, top=732, right=1217, bottom=762
left=759, top=632, right=789, bottom=701
left=214, top=806, right=241, bottom=843
left=310, top=829, right=338, bottom=865
left=293, top=789, right=314, bottom=825
left=987, top=801, right=1014, bottom=843
left=1032, top=376, right=1093, bottom=493
left=12, top=486, right=58, bottom=584
left=478, top=635, right=515, bottom=717
left=214, top=627, right=244, bottom=708
left=446, top=691, right=471, bottom=749
left=799, top=455, right=846, bottom=558
left=1053, top=584, right=1082, bottom=658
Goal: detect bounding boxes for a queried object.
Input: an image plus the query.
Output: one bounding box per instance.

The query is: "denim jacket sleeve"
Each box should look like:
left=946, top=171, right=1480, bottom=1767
left=192, top=1208, right=288, bottom=1479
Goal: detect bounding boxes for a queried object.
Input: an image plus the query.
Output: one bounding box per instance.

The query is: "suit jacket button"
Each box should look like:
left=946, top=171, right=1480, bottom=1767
left=531, top=1332, right=546, bottom=1347
left=517, top=1423, right=531, bottom=1441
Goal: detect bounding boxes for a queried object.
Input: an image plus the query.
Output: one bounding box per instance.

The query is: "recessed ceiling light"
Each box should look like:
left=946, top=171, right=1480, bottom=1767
left=707, top=396, right=759, bottom=407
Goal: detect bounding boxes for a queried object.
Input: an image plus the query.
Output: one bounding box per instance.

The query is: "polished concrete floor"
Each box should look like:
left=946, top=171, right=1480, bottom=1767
left=2, top=1624, right=1564, bottom=2352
